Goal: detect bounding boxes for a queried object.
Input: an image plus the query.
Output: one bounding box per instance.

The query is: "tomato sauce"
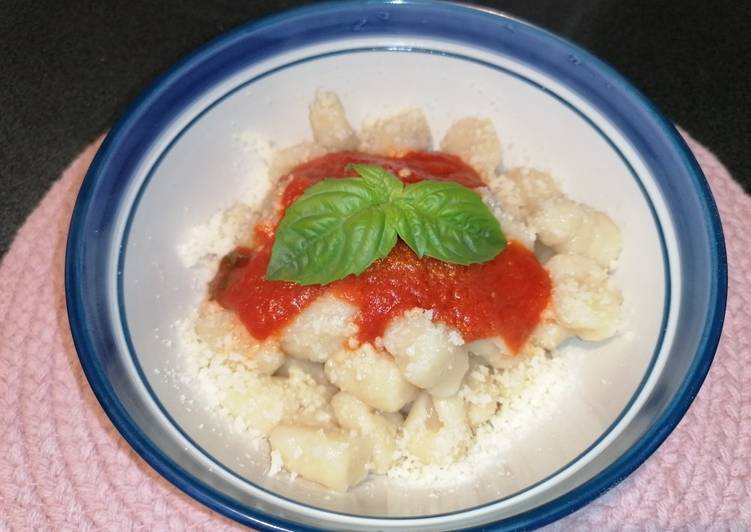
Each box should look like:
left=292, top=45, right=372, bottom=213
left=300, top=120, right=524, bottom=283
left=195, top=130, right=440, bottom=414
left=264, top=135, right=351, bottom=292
left=210, top=225, right=323, bottom=340
left=211, top=150, right=551, bottom=352
left=329, top=241, right=549, bottom=351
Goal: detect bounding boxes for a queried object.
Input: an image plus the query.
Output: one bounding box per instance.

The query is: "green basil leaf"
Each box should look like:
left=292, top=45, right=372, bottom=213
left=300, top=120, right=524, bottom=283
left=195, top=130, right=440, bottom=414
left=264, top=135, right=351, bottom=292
left=346, top=163, right=403, bottom=200
left=266, top=162, right=506, bottom=285
left=395, top=180, right=506, bottom=265
left=266, top=173, right=399, bottom=285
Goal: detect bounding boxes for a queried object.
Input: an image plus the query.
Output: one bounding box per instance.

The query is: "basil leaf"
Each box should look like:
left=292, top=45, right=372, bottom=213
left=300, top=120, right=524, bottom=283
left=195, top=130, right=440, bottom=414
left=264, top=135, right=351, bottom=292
left=347, top=163, right=403, bottom=200
left=266, top=175, right=399, bottom=285
left=266, top=162, right=506, bottom=285
left=395, top=180, right=506, bottom=265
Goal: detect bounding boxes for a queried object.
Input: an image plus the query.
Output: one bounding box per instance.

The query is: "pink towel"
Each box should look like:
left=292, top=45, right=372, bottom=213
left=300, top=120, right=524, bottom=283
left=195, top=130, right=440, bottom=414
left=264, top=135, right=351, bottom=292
left=1, top=131, right=748, bottom=530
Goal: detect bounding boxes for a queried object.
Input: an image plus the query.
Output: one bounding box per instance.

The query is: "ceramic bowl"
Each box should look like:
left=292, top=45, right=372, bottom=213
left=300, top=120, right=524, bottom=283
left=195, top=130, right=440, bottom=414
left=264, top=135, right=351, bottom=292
left=65, top=1, right=726, bottom=529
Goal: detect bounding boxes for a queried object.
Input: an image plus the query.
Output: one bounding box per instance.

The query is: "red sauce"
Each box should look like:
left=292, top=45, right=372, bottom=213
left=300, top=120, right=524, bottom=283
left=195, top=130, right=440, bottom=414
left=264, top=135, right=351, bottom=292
left=329, top=241, right=550, bottom=351
left=211, top=150, right=551, bottom=352
left=211, top=225, right=323, bottom=340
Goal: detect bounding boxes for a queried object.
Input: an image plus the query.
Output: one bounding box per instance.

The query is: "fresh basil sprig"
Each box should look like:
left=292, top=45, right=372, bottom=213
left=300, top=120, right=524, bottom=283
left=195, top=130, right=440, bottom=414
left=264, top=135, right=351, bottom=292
left=266, top=164, right=506, bottom=285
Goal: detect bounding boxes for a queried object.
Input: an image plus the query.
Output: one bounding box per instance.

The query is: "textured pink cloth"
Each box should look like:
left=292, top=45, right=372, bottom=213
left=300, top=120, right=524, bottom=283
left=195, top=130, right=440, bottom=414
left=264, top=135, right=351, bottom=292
left=0, top=132, right=748, bottom=531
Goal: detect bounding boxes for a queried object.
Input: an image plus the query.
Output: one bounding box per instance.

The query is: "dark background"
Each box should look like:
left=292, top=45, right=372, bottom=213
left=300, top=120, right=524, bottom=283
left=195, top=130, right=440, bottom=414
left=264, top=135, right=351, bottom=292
left=1, top=0, right=749, bottom=259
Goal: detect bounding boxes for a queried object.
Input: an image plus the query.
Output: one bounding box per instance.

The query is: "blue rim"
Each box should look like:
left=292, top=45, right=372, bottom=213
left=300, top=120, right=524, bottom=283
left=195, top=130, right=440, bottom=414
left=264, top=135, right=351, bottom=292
left=65, top=1, right=727, bottom=530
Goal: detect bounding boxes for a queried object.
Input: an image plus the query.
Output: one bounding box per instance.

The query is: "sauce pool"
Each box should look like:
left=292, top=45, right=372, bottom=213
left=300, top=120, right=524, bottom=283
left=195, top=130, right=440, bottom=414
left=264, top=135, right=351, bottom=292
left=211, top=151, right=551, bottom=352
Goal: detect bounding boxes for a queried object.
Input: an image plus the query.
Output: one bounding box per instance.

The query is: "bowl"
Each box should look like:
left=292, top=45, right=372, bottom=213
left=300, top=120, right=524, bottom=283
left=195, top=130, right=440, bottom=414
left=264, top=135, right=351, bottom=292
left=65, top=1, right=727, bottom=529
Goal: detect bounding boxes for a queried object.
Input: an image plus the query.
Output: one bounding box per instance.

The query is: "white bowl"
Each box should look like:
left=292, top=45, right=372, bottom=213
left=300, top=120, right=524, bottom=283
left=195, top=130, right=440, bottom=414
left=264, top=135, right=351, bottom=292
left=66, top=2, right=726, bottom=529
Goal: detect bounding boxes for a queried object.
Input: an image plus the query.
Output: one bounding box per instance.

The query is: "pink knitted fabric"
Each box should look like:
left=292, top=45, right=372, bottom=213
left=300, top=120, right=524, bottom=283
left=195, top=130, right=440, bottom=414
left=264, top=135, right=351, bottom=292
left=0, top=131, right=748, bottom=530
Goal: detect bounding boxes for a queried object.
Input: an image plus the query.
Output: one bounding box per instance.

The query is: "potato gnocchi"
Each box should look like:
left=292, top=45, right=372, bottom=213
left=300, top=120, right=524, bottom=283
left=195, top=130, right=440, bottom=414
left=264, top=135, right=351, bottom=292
left=182, top=91, right=623, bottom=492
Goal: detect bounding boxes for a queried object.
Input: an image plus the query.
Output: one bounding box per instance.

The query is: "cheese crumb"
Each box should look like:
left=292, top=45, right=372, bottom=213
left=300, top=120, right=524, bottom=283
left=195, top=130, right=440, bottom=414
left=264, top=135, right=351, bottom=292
left=267, top=450, right=283, bottom=477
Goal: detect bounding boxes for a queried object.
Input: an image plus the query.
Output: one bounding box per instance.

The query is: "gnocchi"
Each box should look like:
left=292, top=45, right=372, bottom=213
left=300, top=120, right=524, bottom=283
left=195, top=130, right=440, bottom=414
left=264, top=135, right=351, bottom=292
left=440, top=117, right=502, bottom=180
left=460, top=357, right=502, bottom=427
left=267, top=142, right=327, bottom=180
left=308, top=90, right=359, bottom=150
left=331, top=392, right=400, bottom=474
left=269, top=424, right=372, bottom=492
left=546, top=253, right=623, bottom=341
left=224, top=376, right=287, bottom=435
left=324, top=343, right=419, bottom=413
left=402, top=392, right=472, bottom=465
left=280, top=294, right=358, bottom=363
left=531, top=197, right=622, bottom=269
left=462, top=336, right=516, bottom=370
left=382, top=309, right=469, bottom=397
left=195, top=302, right=285, bottom=375
left=494, top=167, right=561, bottom=221
left=184, top=92, right=624, bottom=493
left=359, top=108, right=432, bottom=155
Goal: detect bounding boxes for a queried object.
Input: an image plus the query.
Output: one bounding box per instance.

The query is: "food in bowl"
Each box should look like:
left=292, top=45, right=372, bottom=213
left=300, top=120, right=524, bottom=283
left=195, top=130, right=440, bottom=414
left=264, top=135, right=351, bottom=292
left=178, top=91, right=623, bottom=492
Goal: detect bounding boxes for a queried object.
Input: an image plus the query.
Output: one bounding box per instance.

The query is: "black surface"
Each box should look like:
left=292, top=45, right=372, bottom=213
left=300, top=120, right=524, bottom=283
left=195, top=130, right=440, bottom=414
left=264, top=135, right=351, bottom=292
left=1, top=0, right=749, bottom=259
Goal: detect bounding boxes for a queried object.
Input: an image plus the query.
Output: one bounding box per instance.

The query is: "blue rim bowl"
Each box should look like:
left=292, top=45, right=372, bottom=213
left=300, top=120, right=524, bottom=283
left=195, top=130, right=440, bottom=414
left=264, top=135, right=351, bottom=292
left=65, top=1, right=727, bottom=529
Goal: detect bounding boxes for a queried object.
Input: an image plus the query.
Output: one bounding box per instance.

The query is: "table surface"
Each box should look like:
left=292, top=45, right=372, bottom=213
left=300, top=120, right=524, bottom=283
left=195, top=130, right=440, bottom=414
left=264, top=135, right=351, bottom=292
left=1, top=0, right=749, bottom=259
